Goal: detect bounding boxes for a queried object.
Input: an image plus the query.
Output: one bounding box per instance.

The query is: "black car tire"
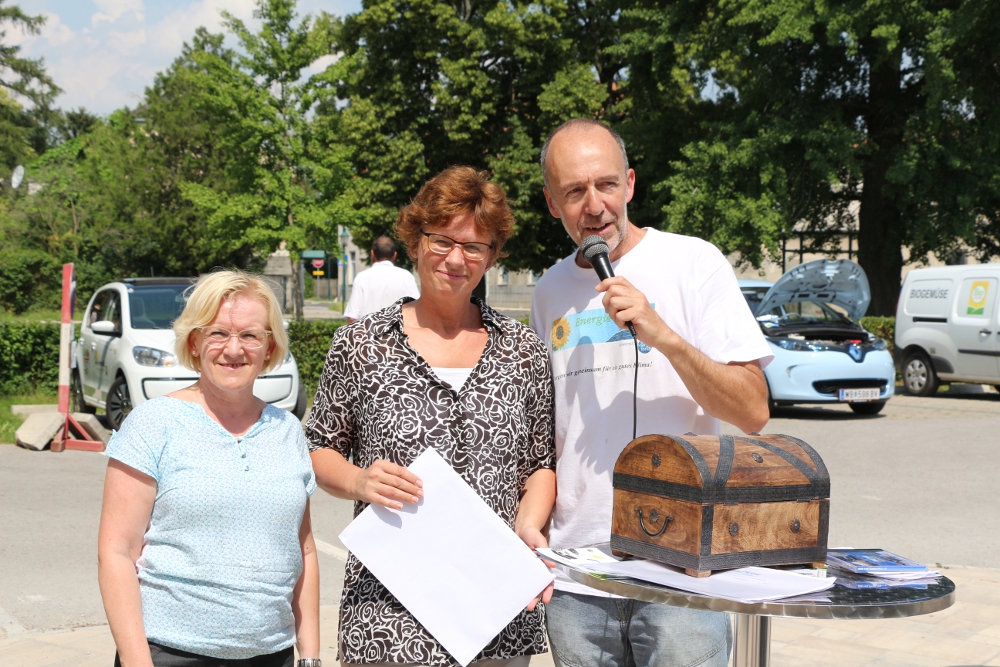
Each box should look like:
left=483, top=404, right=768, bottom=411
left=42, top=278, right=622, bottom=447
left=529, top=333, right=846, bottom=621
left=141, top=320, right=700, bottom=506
left=849, top=400, right=886, bottom=415
left=293, top=382, right=307, bottom=421
left=902, top=351, right=939, bottom=397
left=71, top=371, right=95, bottom=414
left=106, top=376, right=133, bottom=430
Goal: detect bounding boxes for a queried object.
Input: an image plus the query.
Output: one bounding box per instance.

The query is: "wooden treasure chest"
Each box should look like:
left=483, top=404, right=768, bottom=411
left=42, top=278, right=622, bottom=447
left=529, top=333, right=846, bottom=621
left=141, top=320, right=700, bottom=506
left=611, top=433, right=829, bottom=576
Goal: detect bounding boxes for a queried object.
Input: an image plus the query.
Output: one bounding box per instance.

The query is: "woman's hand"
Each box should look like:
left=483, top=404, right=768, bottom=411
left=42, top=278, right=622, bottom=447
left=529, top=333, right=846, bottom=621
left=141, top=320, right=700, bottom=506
left=352, top=459, right=423, bottom=510
left=518, top=526, right=555, bottom=612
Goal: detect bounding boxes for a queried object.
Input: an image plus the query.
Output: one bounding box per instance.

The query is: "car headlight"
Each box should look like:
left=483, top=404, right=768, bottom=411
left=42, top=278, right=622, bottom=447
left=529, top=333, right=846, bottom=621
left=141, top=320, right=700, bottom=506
left=133, top=346, right=178, bottom=367
left=869, top=337, right=888, bottom=350
left=768, top=336, right=823, bottom=352
left=285, top=350, right=293, bottom=364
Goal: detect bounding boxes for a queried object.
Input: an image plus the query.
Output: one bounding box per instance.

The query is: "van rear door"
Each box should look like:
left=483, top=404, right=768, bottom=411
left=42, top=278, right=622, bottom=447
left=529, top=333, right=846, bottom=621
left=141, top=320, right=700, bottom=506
left=948, top=276, right=1000, bottom=378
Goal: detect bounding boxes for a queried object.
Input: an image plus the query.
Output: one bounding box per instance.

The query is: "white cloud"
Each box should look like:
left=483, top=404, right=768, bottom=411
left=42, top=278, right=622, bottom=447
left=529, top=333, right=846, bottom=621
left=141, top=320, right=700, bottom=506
left=41, top=13, right=74, bottom=47
left=13, top=0, right=359, bottom=115
left=92, top=0, right=145, bottom=26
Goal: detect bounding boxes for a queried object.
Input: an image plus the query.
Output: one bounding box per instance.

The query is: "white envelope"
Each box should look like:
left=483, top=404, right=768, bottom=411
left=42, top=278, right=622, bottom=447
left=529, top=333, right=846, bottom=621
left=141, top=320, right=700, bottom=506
left=338, top=447, right=554, bottom=666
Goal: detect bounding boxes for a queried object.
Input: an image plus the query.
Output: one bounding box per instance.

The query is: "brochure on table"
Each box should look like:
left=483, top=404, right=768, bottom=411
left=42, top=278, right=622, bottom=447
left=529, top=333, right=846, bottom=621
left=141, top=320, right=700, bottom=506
left=340, top=448, right=554, bottom=667
left=536, top=547, right=836, bottom=604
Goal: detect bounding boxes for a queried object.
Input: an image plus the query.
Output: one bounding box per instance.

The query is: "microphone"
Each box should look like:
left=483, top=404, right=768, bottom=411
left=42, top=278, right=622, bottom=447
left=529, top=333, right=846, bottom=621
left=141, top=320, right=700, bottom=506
left=582, top=235, right=636, bottom=338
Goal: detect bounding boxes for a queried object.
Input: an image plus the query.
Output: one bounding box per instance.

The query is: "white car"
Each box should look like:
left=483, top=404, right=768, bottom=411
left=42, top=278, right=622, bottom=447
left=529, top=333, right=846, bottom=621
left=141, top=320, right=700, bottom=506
left=896, top=264, right=1000, bottom=395
left=72, top=278, right=306, bottom=430
left=739, top=259, right=896, bottom=415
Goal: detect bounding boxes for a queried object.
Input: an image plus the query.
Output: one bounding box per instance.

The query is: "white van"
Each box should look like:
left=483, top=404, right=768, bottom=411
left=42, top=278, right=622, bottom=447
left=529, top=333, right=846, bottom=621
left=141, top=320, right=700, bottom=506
left=895, top=265, right=1000, bottom=395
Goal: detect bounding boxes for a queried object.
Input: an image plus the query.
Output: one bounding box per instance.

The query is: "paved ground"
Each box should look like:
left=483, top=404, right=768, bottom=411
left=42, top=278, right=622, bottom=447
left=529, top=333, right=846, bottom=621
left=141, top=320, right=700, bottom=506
left=2, top=389, right=1000, bottom=665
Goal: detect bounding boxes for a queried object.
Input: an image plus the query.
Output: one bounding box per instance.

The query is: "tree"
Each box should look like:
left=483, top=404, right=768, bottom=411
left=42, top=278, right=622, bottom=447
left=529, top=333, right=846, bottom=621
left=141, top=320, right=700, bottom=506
left=623, top=0, right=1000, bottom=315
left=0, top=0, right=60, bottom=176
left=322, top=0, right=627, bottom=272
left=180, top=0, right=346, bottom=318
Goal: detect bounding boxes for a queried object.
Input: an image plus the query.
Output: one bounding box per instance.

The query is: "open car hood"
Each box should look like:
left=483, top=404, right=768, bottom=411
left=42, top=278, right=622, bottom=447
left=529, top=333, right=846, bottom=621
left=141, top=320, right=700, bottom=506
left=756, top=258, right=871, bottom=321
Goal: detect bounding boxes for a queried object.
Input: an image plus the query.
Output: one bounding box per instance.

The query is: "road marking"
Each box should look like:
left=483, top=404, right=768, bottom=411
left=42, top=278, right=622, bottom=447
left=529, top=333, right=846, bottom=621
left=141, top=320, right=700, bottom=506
left=314, top=538, right=349, bottom=562
left=0, top=605, right=27, bottom=636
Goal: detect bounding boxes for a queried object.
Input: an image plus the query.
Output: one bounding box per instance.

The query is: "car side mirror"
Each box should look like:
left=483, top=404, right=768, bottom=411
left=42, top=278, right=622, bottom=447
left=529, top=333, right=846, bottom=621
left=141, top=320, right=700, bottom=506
left=92, top=320, right=120, bottom=335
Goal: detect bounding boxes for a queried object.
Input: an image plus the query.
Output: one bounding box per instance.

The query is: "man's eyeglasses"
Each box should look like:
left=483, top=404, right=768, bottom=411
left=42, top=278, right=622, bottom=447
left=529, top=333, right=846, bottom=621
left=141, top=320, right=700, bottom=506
left=198, top=327, right=271, bottom=349
left=422, top=231, right=494, bottom=261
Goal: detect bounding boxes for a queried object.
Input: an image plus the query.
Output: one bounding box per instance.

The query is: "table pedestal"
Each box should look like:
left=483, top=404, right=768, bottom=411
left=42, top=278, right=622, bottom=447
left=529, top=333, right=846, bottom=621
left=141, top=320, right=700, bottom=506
left=733, top=614, right=770, bottom=667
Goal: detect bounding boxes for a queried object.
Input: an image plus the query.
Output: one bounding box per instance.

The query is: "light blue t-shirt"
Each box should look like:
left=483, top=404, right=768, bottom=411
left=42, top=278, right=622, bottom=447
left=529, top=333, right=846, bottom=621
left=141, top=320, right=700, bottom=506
left=105, top=396, right=317, bottom=659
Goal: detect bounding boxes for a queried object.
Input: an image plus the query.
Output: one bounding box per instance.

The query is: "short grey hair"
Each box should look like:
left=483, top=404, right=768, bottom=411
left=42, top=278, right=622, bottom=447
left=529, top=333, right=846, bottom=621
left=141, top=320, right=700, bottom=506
left=539, top=119, right=630, bottom=186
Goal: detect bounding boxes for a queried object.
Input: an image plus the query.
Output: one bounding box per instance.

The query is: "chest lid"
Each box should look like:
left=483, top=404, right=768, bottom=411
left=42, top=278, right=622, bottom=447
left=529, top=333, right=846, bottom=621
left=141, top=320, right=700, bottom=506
left=613, top=433, right=829, bottom=504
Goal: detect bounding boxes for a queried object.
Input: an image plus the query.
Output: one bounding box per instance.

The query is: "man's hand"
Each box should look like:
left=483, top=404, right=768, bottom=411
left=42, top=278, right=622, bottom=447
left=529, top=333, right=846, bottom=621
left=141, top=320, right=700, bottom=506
left=596, top=275, right=769, bottom=434
left=517, top=526, right=555, bottom=612
left=351, top=459, right=423, bottom=510
left=597, top=276, right=677, bottom=350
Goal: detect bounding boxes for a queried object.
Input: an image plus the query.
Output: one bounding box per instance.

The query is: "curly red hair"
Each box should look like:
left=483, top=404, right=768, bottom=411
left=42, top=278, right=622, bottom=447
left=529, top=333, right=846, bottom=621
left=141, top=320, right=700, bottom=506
left=395, top=166, right=514, bottom=262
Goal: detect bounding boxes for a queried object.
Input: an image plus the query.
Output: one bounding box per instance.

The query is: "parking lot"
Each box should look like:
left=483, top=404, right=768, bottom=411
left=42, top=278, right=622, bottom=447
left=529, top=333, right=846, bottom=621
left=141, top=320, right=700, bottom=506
left=2, top=389, right=999, bottom=665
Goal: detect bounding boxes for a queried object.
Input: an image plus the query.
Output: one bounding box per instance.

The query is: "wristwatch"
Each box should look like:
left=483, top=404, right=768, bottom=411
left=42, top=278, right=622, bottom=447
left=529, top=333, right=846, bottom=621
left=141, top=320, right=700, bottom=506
left=297, top=660, right=321, bottom=667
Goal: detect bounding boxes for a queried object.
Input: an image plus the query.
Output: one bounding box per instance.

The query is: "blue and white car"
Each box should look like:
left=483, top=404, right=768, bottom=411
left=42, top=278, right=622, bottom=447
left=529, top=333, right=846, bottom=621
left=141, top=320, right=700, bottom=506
left=739, top=259, right=895, bottom=415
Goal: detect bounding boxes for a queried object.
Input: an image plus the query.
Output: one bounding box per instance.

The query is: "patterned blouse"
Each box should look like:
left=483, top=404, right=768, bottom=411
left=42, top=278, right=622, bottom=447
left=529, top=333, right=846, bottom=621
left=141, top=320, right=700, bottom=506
left=305, top=297, right=556, bottom=667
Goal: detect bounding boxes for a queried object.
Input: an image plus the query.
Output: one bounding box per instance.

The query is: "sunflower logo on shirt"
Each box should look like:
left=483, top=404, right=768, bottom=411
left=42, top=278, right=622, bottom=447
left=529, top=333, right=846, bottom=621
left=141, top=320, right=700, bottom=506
left=551, top=317, right=571, bottom=351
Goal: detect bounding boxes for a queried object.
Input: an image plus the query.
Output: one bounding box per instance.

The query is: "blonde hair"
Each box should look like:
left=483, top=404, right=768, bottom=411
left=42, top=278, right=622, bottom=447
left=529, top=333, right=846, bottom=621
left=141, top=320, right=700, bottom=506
left=173, top=270, right=288, bottom=375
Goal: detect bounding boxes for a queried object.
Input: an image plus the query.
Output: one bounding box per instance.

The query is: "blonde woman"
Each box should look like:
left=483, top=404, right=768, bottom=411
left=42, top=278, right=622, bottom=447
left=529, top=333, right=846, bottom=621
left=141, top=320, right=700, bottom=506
left=98, top=270, right=321, bottom=667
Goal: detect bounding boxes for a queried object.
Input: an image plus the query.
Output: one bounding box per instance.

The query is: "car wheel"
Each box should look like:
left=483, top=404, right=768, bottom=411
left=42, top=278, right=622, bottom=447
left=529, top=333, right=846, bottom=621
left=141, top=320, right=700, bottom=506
left=902, top=351, right=939, bottom=397
left=849, top=401, right=886, bottom=416
left=71, top=371, right=95, bottom=414
left=106, top=376, right=133, bottom=430
left=293, top=382, right=308, bottom=421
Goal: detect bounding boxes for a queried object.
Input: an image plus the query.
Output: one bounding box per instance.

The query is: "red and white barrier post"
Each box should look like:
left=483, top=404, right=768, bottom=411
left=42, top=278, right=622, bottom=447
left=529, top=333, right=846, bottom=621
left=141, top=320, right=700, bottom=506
left=51, top=263, right=104, bottom=453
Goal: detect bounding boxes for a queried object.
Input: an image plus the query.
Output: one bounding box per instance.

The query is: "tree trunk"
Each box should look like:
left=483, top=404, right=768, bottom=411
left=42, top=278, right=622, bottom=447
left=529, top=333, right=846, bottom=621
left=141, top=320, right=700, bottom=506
left=857, top=163, right=904, bottom=316
left=856, top=43, right=905, bottom=317
left=291, top=254, right=304, bottom=321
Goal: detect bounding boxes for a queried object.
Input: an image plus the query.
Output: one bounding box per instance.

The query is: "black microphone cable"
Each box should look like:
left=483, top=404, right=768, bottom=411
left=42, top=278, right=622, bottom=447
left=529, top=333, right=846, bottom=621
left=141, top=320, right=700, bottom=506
left=582, top=235, right=639, bottom=442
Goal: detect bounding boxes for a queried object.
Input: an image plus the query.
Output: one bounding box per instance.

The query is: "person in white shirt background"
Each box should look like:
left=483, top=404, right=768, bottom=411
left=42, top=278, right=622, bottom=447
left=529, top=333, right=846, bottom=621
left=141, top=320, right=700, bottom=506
left=344, top=236, right=421, bottom=322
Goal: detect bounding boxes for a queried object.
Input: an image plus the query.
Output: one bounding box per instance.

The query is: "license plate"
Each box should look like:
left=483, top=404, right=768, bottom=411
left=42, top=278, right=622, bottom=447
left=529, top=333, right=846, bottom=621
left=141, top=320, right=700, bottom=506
left=839, top=388, right=880, bottom=402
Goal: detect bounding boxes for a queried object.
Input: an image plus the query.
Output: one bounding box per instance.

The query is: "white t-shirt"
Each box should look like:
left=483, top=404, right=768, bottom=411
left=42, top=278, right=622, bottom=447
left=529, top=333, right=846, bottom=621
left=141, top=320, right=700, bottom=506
left=344, top=261, right=421, bottom=320
left=430, top=367, right=475, bottom=391
left=529, top=228, right=773, bottom=596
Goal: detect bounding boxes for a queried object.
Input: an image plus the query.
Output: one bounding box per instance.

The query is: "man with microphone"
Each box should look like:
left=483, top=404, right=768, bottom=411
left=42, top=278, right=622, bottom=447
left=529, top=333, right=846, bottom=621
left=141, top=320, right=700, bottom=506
left=529, top=119, right=773, bottom=666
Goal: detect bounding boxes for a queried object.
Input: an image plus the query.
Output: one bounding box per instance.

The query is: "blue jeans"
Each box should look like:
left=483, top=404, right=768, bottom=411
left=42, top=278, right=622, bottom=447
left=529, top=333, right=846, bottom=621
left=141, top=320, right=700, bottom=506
left=545, top=591, right=731, bottom=667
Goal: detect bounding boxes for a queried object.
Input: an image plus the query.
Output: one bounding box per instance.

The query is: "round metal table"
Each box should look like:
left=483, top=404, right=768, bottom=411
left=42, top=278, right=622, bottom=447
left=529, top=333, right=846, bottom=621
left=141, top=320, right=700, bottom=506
left=566, top=556, right=955, bottom=667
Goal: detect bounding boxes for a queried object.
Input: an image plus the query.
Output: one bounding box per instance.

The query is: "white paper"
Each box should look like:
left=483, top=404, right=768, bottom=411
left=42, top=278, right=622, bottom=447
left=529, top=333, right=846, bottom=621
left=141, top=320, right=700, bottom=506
left=338, top=448, right=554, bottom=666
left=584, top=559, right=836, bottom=603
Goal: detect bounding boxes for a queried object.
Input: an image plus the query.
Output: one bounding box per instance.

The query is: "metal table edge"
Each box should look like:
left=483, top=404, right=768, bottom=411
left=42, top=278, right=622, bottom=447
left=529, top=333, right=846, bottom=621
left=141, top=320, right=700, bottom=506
left=566, top=567, right=956, bottom=620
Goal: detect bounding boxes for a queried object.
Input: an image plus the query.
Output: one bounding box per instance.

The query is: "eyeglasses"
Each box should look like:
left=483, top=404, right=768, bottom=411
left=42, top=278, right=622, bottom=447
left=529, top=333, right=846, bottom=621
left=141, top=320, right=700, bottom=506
left=198, top=327, right=271, bottom=349
left=422, top=231, right=494, bottom=261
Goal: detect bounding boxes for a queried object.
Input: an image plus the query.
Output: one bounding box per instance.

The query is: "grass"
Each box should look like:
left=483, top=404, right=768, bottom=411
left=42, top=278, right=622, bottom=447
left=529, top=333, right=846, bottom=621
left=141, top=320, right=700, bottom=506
left=0, top=392, right=59, bottom=445
left=326, top=302, right=345, bottom=312
left=0, top=309, right=73, bottom=324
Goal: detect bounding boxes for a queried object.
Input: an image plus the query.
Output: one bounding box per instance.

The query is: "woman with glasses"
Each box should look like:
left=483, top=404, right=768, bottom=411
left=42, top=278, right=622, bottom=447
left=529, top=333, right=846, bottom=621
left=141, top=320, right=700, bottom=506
left=98, top=270, right=321, bottom=667
left=306, top=166, right=557, bottom=667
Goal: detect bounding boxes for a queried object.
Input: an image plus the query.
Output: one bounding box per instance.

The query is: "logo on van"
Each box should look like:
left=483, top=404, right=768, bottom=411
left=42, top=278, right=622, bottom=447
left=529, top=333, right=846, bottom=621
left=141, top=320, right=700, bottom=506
left=968, top=281, right=990, bottom=315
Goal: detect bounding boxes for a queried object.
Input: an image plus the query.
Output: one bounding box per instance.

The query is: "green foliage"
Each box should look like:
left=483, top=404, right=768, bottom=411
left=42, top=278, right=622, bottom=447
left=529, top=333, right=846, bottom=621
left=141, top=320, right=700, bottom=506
left=0, top=248, right=60, bottom=313
left=859, top=316, right=895, bottom=355
left=620, top=0, right=1000, bottom=315
left=287, top=319, right=347, bottom=398
left=179, top=1, right=348, bottom=318
left=322, top=0, right=628, bottom=272
left=0, top=1, right=61, bottom=176
left=0, top=322, right=62, bottom=394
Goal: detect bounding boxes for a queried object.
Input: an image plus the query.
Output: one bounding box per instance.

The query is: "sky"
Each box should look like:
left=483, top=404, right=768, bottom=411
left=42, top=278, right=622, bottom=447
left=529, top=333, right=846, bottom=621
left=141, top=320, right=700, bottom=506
left=10, top=0, right=361, bottom=115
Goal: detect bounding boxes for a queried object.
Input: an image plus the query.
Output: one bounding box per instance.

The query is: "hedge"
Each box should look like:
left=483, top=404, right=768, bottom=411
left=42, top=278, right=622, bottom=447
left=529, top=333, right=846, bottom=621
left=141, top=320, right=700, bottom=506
left=287, top=320, right=347, bottom=399
left=1, top=316, right=896, bottom=399
left=0, top=322, right=65, bottom=395
left=0, top=320, right=347, bottom=399
left=859, top=316, right=895, bottom=355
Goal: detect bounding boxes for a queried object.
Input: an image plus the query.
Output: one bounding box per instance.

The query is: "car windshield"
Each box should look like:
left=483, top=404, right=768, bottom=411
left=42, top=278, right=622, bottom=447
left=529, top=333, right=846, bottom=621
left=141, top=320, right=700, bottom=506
left=128, top=284, right=191, bottom=329
left=741, top=286, right=771, bottom=315
left=760, top=299, right=852, bottom=325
